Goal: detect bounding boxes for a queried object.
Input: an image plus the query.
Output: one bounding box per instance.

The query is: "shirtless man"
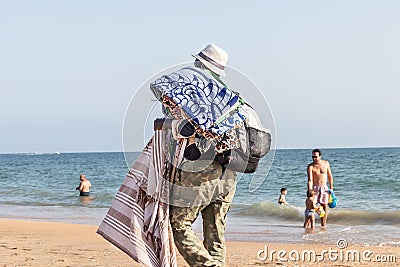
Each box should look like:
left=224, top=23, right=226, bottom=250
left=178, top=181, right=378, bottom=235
left=76, top=174, right=91, bottom=196
left=307, top=149, right=333, bottom=227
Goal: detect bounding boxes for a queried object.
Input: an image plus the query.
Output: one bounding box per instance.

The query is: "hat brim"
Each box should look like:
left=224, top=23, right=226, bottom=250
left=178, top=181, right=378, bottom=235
left=192, top=54, right=226, bottom=76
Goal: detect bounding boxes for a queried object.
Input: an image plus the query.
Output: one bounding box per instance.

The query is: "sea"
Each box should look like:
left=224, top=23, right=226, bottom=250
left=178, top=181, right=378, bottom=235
left=1, top=147, right=399, bottom=247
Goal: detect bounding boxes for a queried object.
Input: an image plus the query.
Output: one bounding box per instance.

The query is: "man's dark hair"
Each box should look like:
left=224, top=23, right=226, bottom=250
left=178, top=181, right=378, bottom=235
left=312, top=149, right=321, bottom=156
left=280, top=188, right=287, bottom=193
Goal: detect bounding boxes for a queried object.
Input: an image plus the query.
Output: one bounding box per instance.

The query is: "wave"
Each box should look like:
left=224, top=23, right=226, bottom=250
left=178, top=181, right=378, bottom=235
left=1, top=194, right=113, bottom=209
left=17, top=152, right=61, bottom=155
left=231, top=202, right=400, bottom=226
left=231, top=202, right=303, bottom=220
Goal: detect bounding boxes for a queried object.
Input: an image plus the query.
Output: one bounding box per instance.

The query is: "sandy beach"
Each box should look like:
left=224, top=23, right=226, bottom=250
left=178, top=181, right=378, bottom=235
left=0, top=219, right=398, bottom=267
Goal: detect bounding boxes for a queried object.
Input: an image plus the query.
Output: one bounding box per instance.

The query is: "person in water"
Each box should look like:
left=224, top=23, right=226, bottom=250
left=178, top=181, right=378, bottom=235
left=278, top=187, right=288, bottom=205
left=304, top=189, right=317, bottom=229
left=76, top=174, right=91, bottom=196
left=307, top=149, right=334, bottom=227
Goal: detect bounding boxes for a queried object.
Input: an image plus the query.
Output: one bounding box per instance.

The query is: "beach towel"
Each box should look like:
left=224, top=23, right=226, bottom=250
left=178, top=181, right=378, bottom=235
left=97, top=130, right=177, bottom=267
left=150, top=66, right=271, bottom=172
left=150, top=67, right=246, bottom=137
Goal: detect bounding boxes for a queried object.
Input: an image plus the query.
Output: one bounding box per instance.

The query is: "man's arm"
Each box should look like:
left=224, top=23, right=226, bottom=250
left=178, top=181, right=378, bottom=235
left=327, top=162, right=334, bottom=191
left=76, top=182, right=82, bottom=191
left=307, top=165, right=313, bottom=190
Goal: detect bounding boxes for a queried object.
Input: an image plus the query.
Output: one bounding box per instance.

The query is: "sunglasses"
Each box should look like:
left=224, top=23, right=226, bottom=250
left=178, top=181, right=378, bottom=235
left=312, top=156, right=318, bottom=159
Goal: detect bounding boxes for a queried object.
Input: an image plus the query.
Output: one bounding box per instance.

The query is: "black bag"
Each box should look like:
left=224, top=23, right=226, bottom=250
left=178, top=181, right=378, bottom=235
left=224, top=124, right=271, bottom=173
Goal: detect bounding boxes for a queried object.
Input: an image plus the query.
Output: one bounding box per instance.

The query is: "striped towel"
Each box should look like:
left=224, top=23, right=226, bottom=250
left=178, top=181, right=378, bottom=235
left=97, top=130, right=177, bottom=267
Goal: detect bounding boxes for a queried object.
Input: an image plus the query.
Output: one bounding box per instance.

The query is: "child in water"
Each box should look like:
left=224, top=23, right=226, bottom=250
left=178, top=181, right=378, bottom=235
left=278, top=188, right=288, bottom=205
left=304, top=189, right=317, bottom=229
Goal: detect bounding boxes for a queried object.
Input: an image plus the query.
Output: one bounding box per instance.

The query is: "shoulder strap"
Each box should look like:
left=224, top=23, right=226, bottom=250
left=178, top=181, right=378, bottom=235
left=204, top=69, right=247, bottom=127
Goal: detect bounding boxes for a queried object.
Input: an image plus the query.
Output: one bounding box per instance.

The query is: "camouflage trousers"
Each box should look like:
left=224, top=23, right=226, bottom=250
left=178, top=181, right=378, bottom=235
left=170, top=160, right=236, bottom=267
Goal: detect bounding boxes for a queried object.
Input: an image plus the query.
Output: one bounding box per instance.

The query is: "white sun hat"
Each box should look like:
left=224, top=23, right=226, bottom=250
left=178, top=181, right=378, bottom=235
left=192, top=44, right=228, bottom=76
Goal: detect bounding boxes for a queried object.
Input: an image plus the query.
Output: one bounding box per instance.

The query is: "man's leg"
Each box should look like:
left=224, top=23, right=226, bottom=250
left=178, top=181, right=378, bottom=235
left=170, top=205, right=218, bottom=267
left=201, top=201, right=231, bottom=266
left=319, top=185, right=330, bottom=227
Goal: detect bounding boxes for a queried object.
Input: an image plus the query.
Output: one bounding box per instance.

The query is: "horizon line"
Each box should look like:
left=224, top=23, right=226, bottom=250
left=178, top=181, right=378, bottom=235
left=1, top=145, right=400, bottom=155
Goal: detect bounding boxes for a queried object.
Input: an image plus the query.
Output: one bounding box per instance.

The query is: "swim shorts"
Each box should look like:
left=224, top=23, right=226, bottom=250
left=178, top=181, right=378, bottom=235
left=304, top=209, right=314, bottom=218
left=313, top=184, right=329, bottom=205
left=80, top=192, right=90, bottom=196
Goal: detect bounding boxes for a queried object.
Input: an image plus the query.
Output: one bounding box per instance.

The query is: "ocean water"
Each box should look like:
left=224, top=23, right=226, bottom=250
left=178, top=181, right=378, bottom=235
left=1, top=148, right=399, bottom=247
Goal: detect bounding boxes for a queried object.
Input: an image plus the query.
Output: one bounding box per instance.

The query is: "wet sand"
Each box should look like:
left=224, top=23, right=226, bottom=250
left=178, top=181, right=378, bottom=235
left=0, top=220, right=398, bottom=266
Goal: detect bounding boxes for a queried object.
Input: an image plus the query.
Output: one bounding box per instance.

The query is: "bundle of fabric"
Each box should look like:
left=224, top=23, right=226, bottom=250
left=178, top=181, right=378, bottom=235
left=97, top=130, right=177, bottom=267
left=151, top=66, right=271, bottom=173
left=150, top=66, right=246, bottom=138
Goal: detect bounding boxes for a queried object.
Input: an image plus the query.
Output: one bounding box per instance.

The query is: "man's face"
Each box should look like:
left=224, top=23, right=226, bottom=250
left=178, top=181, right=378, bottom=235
left=312, top=152, right=321, bottom=162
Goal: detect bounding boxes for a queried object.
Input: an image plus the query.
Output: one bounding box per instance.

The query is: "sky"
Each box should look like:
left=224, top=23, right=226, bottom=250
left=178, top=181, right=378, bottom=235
left=1, top=1, right=399, bottom=153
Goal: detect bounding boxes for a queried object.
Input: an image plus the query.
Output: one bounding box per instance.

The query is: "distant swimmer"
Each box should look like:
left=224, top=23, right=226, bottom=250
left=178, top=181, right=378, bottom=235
left=278, top=187, right=289, bottom=205
left=307, top=149, right=334, bottom=227
left=76, top=174, right=91, bottom=196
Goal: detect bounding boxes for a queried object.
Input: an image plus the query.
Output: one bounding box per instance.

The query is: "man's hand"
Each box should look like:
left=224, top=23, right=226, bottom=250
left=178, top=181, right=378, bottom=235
left=154, top=118, right=172, bottom=130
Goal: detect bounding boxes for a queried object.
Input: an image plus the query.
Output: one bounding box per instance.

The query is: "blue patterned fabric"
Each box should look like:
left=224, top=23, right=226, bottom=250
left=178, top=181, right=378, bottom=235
left=150, top=67, right=245, bottom=136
